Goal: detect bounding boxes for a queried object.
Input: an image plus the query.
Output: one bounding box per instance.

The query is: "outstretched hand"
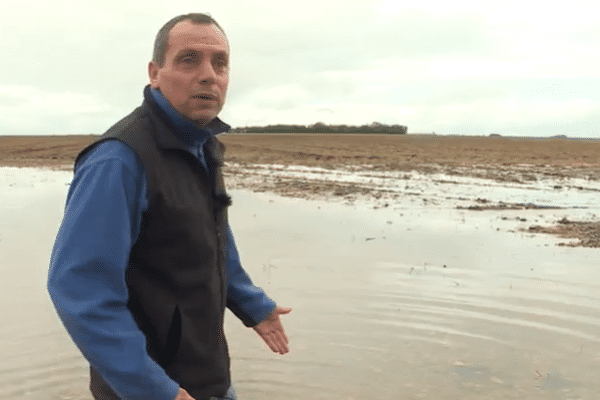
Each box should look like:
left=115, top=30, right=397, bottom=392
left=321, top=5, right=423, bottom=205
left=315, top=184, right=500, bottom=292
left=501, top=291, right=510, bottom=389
left=253, top=307, right=292, bottom=354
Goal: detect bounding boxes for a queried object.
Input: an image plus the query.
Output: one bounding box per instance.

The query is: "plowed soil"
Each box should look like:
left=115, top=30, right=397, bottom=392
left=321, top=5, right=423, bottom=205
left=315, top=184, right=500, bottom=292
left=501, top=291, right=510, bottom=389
left=2, top=133, right=600, bottom=246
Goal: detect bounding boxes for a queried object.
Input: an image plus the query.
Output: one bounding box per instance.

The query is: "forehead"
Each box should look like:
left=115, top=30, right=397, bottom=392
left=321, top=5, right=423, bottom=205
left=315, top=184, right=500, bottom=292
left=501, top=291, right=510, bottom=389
left=167, top=21, right=229, bottom=55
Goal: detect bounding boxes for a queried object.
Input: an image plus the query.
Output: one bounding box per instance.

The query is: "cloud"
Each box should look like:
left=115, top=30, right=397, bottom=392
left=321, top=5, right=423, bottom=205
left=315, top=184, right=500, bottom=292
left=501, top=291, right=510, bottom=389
left=0, top=86, right=116, bottom=134
left=409, top=95, right=600, bottom=136
left=2, top=0, right=600, bottom=136
left=224, top=98, right=416, bottom=128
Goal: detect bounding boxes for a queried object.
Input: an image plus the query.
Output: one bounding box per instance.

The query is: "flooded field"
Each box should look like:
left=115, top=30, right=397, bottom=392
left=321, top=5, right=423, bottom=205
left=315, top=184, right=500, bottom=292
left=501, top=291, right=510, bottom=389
left=1, top=167, right=599, bottom=399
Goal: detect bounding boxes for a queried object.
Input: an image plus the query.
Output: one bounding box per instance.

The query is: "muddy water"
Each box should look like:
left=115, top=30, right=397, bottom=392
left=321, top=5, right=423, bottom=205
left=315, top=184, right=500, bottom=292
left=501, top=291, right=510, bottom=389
left=0, top=169, right=90, bottom=399
left=225, top=192, right=600, bottom=400
left=1, top=169, right=599, bottom=399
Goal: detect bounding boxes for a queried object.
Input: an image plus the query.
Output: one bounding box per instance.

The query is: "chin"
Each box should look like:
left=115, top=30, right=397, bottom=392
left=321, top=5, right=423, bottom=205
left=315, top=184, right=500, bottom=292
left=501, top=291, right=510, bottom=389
left=184, top=110, right=213, bottom=121
left=190, top=115, right=216, bottom=126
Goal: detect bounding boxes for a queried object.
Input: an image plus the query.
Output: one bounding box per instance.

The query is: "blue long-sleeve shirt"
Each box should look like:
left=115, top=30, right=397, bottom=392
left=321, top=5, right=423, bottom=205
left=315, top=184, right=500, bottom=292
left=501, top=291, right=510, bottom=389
left=48, top=88, right=276, bottom=400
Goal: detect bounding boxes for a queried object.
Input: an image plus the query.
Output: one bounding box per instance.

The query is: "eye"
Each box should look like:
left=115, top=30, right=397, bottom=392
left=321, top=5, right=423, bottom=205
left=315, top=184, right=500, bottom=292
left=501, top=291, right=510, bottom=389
left=214, top=58, right=228, bottom=70
left=179, top=53, right=197, bottom=65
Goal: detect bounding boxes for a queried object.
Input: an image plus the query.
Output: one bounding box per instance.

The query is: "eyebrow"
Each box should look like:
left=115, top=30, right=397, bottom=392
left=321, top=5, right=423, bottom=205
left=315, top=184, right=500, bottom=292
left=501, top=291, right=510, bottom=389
left=176, top=49, right=229, bottom=60
left=212, top=50, right=229, bottom=60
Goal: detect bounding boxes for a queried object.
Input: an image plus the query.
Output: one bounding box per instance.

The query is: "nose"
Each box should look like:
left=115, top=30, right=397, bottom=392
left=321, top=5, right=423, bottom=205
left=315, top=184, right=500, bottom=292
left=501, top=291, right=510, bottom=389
left=196, top=59, right=217, bottom=85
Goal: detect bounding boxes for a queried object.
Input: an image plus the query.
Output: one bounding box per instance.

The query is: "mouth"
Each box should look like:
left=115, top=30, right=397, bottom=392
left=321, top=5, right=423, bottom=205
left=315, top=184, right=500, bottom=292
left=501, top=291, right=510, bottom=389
left=191, top=93, right=217, bottom=101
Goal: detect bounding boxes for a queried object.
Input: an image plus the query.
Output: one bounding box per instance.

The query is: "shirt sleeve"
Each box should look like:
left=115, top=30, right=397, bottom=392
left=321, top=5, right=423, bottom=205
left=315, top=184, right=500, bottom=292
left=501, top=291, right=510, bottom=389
left=47, top=140, right=179, bottom=400
left=224, top=224, right=277, bottom=327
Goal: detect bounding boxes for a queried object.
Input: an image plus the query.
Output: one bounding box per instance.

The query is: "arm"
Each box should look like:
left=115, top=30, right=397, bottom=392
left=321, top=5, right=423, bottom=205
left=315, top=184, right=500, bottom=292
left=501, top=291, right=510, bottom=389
left=224, top=225, right=291, bottom=354
left=47, top=141, right=180, bottom=400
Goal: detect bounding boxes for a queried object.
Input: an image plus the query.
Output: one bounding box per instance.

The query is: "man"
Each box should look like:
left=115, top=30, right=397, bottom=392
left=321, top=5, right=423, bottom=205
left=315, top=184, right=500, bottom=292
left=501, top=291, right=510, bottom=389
left=48, top=13, right=291, bottom=400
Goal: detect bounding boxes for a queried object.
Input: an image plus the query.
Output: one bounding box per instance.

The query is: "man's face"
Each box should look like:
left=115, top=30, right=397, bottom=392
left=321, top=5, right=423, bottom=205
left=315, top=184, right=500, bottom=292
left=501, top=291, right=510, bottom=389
left=149, top=21, right=229, bottom=126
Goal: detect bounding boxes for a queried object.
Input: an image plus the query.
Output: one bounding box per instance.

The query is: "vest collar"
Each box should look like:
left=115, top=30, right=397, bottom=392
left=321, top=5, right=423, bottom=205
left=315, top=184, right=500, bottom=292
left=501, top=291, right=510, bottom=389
left=142, top=85, right=230, bottom=151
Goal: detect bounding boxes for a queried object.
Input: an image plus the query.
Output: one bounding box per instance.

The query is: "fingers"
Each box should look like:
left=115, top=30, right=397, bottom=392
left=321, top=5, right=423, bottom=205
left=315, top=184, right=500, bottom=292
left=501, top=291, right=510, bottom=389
left=263, top=328, right=289, bottom=354
left=259, top=320, right=289, bottom=354
left=254, top=306, right=292, bottom=354
left=275, top=324, right=289, bottom=345
left=270, top=329, right=287, bottom=354
left=264, top=335, right=279, bottom=353
left=275, top=330, right=289, bottom=354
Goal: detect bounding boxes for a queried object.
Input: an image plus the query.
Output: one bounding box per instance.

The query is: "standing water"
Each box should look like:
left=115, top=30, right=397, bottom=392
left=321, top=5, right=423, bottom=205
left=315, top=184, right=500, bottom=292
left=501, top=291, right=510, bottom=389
left=1, top=169, right=599, bottom=399
left=225, top=191, right=600, bottom=400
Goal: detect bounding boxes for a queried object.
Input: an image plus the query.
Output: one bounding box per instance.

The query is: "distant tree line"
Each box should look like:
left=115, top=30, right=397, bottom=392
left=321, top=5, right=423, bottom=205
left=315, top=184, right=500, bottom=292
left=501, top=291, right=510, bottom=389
left=230, top=121, right=408, bottom=134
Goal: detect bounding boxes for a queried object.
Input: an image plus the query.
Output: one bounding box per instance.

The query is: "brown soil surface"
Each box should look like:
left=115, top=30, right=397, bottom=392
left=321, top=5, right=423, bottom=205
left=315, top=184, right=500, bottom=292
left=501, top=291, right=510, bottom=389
left=527, top=218, right=600, bottom=247
left=3, top=133, right=600, bottom=175
left=2, top=133, right=600, bottom=246
left=219, top=134, right=600, bottom=181
left=0, top=135, right=97, bottom=170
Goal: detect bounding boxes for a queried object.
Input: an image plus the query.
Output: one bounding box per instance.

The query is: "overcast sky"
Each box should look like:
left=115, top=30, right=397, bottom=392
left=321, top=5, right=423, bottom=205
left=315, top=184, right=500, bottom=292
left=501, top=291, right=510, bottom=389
left=2, top=0, right=599, bottom=137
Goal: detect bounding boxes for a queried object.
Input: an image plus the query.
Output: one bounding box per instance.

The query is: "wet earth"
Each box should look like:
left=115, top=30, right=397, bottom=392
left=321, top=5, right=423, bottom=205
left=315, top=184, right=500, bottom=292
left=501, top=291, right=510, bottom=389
left=2, top=133, right=600, bottom=246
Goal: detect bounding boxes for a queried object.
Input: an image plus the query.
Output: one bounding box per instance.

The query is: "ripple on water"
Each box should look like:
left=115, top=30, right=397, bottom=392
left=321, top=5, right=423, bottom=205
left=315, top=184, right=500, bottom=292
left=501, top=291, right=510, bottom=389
left=0, top=354, right=89, bottom=399
left=0, top=324, right=91, bottom=400
left=3, top=180, right=600, bottom=399
left=228, top=254, right=600, bottom=399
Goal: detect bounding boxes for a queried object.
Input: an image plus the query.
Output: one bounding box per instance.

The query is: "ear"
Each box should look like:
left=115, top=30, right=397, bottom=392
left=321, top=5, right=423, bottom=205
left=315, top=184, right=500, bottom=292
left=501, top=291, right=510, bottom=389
left=148, top=61, right=160, bottom=88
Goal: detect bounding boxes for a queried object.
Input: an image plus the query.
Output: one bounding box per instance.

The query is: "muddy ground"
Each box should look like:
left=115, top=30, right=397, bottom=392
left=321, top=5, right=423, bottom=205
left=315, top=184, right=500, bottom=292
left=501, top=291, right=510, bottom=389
left=1, top=133, right=599, bottom=246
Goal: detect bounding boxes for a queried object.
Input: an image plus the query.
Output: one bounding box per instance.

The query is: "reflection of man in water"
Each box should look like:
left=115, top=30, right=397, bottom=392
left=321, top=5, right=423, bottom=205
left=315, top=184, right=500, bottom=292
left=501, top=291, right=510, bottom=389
left=48, top=13, right=291, bottom=400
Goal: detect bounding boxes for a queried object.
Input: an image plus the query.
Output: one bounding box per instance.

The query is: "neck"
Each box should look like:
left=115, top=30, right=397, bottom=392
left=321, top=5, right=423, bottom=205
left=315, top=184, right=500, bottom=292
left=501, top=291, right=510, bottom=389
left=146, top=85, right=231, bottom=137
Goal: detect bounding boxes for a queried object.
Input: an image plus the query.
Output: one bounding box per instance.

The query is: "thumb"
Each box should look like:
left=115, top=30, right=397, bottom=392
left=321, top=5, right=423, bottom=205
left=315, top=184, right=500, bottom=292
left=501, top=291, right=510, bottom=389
left=276, top=307, right=292, bottom=315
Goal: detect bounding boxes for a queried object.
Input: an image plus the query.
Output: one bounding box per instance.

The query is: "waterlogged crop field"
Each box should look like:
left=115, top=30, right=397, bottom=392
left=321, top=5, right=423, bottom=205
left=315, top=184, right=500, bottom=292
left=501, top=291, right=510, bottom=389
left=2, top=133, right=600, bottom=245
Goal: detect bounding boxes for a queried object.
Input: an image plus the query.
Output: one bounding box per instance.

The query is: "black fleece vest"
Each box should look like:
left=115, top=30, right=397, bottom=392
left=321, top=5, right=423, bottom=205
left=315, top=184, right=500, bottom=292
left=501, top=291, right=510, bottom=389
left=77, top=90, right=232, bottom=399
